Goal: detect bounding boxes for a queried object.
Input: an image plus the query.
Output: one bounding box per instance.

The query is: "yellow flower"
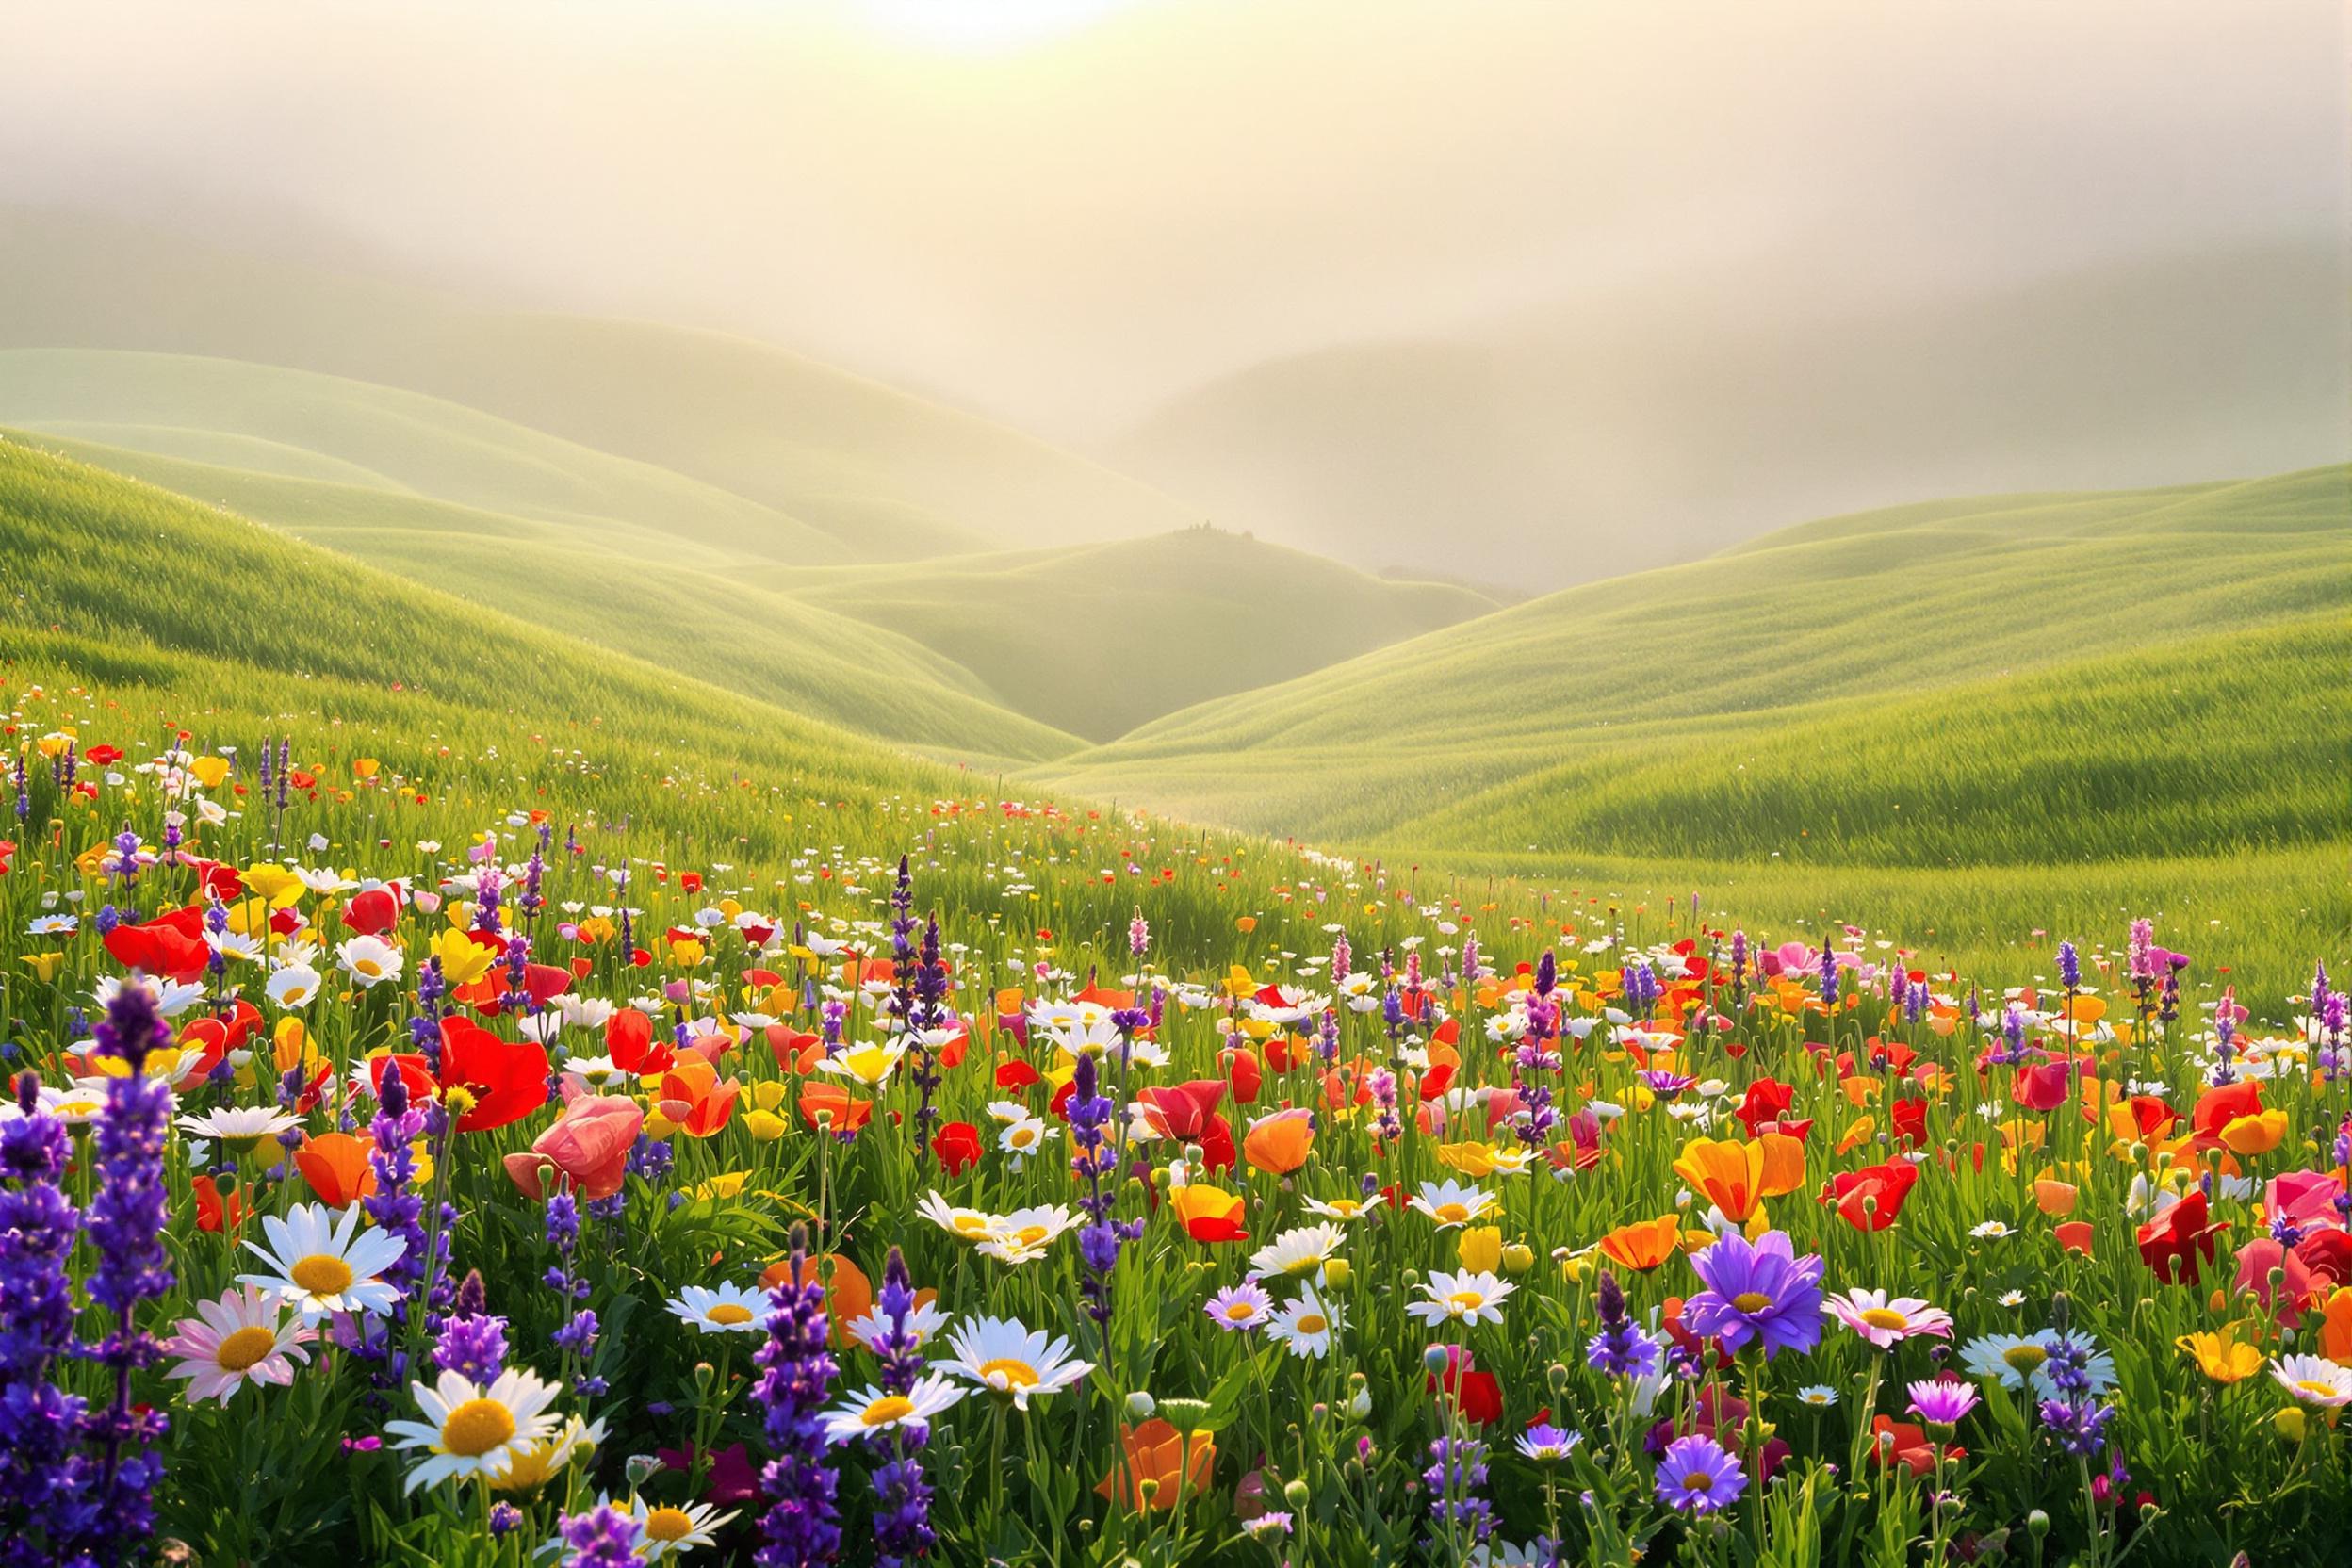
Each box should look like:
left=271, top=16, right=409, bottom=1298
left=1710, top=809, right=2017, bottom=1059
left=19, top=953, right=64, bottom=984
left=2176, top=1322, right=2263, bottom=1385
left=188, top=756, right=231, bottom=790
left=427, top=926, right=498, bottom=989
left=241, top=864, right=307, bottom=909
left=694, top=1172, right=751, bottom=1200
left=1457, top=1226, right=1503, bottom=1274
left=668, top=937, right=707, bottom=969
left=1435, top=1141, right=1499, bottom=1178
left=743, top=1109, right=787, bottom=1142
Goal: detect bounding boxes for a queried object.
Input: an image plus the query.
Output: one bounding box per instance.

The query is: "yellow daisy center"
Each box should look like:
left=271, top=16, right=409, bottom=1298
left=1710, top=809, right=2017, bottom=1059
left=2001, top=1345, right=2050, bottom=1374
left=1295, top=1313, right=1329, bottom=1335
left=290, top=1253, right=355, bottom=1296
left=860, top=1396, right=917, bottom=1427
left=979, top=1357, right=1040, bottom=1390
left=1327, top=1200, right=1362, bottom=1217
left=951, top=1215, right=990, bottom=1236
left=1282, top=1255, right=1322, bottom=1275
left=1860, top=1308, right=1910, bottom=1331
left=1434, top=1202, right=1471, bottom=1224
left=2295, top=1379, right=2340, bottom=1397
left=354, top=958, right=383, bottom=978
left=1224, top=1302, right=1260, bottom=1322
left=442, top=1397, right=518, bottom=1457
left=644, top=1506, right=696, bottom=1542
left=214, top=1325, right=278, bottom=1372
left=1731, top=1291, right=1773, bottom=1314
left=1447, top=1291, right=1487, bottom=1313
left=1012, top=1225, right=1050, bottom=1246
left=706, top=1303, right=755, bottom=1326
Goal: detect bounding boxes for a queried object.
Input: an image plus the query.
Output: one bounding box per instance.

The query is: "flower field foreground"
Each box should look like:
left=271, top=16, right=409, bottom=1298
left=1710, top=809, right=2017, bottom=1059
left=2, top=710, right=2347, bottom=1568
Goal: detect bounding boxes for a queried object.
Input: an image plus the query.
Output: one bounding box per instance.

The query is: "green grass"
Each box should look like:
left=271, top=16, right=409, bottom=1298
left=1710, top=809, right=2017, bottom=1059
left=1045, top=466, right=2352, bottom=854
left=2, top=425, right=1085, bottom=767
left=770, top=528, right=1494, bottom=740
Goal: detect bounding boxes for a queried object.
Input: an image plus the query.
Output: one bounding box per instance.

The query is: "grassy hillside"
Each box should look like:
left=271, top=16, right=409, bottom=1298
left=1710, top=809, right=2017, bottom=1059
left=1044, top=467, right=2352, bottom=862
left=0, top=348, right=849, bottom=566
left=1, top=426, right=1080, bottom=769
left=769, top=528, right=1494, bottom=741
left=0, top=206, right=1203, bottom=559
left=1113, top=241, right=2350, bottom=588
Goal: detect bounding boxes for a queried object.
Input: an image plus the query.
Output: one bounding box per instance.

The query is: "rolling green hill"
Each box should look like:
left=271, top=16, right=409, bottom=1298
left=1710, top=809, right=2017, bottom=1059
left=0, top=206, right=1202, bottom=560
left=0, top=434, right=961, bottom=804
left=1042, top=467, right=2352, bottom=863
left=768, top=529, right=1494, bottom=741
left=0, top=425, right=1081, bottom=768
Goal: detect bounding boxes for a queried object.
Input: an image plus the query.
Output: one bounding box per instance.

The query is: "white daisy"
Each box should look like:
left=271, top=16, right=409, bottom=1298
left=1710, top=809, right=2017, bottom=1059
left=629, top=1494, right=742, bottom=1559
left=237, top=1200, right=407, bottom=1323
left=1246, top=1222, right=1348, bottom=1282
left=818, top=1372, right=965, bottom=1445
left=935, top=1316, right=1094, bottom=1409
left=1408, top=1179, right=1498, bottom=1229
left=265, top=964, right=323, bottom=1010
left=1405, top=1269, right=1515, bottom=1328
left=1265, top=1286, right=1340, bottom=1359
left=847, top=1299, right=952, bottom=1354
left=665, top=1283, right=769, bottom=1334
left=2272, top=1354, right=2352, bottom=1408
left=384, top=1367, right=564, bottom=1492
left=335, top=934, right=404, bottom=989
left=173, top=1104, right=300, bottom=1154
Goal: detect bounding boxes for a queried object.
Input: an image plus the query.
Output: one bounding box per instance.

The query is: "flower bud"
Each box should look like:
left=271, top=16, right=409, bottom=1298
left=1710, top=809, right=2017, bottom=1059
left=1282, top=1478, right=1310, bottom=1510
left=1323, top=1257, right=1353, bottom=1289
left=1422, top=1344, right=1452, bottom=1375
left=1125, top=1391, right=1156, bottom=1421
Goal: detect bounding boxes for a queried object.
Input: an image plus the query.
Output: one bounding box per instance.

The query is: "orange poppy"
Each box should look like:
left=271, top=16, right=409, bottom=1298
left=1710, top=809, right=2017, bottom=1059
left=1672, top=1135, right=1805, bottom=1222
left=656, top=1058, right=741, bottom=1138
left=1242, top=1107, right=1315, bottom=1175
left=1098, top=1419, right=1216, bottom=1511
left=293, top=1132, right=377, bottom=1208
left=1171, top=1184, right=1250, bottom=1244
left=1596, top=1214, right=1683, bottom=1272
left=797, top=1082, right=873, bottom=1134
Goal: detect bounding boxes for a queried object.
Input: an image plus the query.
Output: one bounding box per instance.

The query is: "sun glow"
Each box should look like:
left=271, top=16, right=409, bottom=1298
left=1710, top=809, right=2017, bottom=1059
left=855, top=0, right=1147, bottom=53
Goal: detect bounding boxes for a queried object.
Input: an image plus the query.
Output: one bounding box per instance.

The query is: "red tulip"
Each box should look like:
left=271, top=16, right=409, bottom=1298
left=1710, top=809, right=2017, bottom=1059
left=932, top=1121, right=984, bottom=1177
left=2134, top=1190, right=2223, bottom=1284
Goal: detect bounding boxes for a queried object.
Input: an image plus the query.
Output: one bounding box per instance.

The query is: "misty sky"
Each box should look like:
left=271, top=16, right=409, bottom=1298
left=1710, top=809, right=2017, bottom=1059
left=5, top=0, right=2343, bottom=444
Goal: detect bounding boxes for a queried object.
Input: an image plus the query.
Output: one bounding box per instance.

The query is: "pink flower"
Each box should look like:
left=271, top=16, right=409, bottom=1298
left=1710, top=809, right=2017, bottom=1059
left=1822, top=1289, right=1953, bottom=1348
left=160, top=1285, right=316, bottom=1404
left=504, top=1090, right=645, bottom=1200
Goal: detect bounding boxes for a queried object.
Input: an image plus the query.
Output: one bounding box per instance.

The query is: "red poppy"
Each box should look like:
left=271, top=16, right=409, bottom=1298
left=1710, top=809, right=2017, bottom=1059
left=1870, top=1417, right=1962, bottom=1477
left=436, top=1017, right=552, bottom=1132
left=2010, top=1060, right=2071, bottom=1113
left=2191, top=1081, right=2264, bottom=1150
left=2135, top=1189, right=2224, bottom=1285
left=1426, top=1348, right=1503, bottom=1427
left=340, top=886, right=401, bottom=936
left=103, top=907, right=210, bottom=984
left=995, top=1058, right=1043, bottom=1092
left=1735, top=1078, right=1812, bottom=1141
left=606, top=1008, right=676, bottom=1077
left=933, top=1121, right=984, bottom=1176
left=1821, top=1159, right=1919, bottom=1232
left=1889, top=1097, right=1929, bottom=1148
left=2056, top=1220, right=2095, bottom=1255
left=1134, top=1080, right=1236, bottom=1168
left=1220, top=1045, right=1263, bottom=1104
left=193, top=1174, right=249, bottom=1234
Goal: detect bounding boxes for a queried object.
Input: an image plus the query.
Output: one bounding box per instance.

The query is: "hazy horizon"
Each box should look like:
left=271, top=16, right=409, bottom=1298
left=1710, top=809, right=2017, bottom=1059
left=4, top=0, right=2346, bottom=583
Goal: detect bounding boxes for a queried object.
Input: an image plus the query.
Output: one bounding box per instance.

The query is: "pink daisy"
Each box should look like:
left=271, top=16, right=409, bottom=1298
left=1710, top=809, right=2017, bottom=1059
left=1821, top=1288, right=1953, bottom=1348
left=161, top=1285, right=317, bottom=1404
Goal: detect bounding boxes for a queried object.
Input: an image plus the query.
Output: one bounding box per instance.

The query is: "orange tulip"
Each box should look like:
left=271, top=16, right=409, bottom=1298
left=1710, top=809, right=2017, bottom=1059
left=2034, top=1179, right=2079, bottom=1217
left=1596, top=1215, right=1683, bottom=1272
left=2319, top=1287, right=2352, bottom=1364
left=1242, top=1107, right=1315, bottom=1175
left=294, top=1132, right=377, bottom=1208
left=1098, top=1418, right=1216, bottom=1511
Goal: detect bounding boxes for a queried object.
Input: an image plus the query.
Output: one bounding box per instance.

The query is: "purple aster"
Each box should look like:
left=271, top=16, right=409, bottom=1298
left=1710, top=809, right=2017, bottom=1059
left=1681, top=1229, right=1824, bottom=1359
left=1656, top=1434, right=1747, bottom=1514
left=1205, top=1282, right=1274, bottom=1331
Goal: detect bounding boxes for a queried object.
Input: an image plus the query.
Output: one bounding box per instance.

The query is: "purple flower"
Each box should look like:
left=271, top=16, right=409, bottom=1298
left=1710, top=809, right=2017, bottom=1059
left=867, top=1248, right=934, bottom=1568
left=1681, top=1230, right=1824, bottom=1359
left=754, top=1225, right=840, bottom=1568
left=1656, top=1434, right=1747, bottom=1513
left=1904, top=1378, right=1980, bottom=1427
left=432, top=1273, right=509, bottom=1383
left=559, top=1501, right=644, bottom=1567
left=0, top=1074, right=99, bottom=1555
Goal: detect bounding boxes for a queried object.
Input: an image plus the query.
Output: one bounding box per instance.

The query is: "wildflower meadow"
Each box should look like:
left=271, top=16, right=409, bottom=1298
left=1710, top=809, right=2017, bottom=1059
left=1, top=695, right=2345, bottom=1568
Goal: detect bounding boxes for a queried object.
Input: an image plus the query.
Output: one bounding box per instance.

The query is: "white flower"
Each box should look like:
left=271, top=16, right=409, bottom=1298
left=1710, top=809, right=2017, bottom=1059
left=1265, top=1286, right=1339, bottom=1358
left=629, top=1494, right=742, bottom=1559
left=1246, top=1223, right=1348, bottom=1282
left=2272, top=1354, right=2352, bottom=1408
left=818, top=1372, right=965, bottom=1445
left=237, top=1200, right=407, bottom=1323
left=665, top=1283, right=768, bottom=1334
left=847, top=1299, right=952, bottom=1354
left=1408, top=1179, right=1497, bottom=1229
left=384, top=1368, right=564, bottom=1492
left=974, top=1205, right=1078, bottom=1265
left=1968, top=1220, right=2015, bottom=1239
left=266, top=964, right=323, bottom=1010
left=335, top=934, right=404, bottom=988
left=1405, top=1269, right=1515, bottom=1327
left=997, top=1116, right=1055, bottom=1164
left=935, top=1316, right=1093, bottom=1409
left=173, top=1104, right=299, bottom=1149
